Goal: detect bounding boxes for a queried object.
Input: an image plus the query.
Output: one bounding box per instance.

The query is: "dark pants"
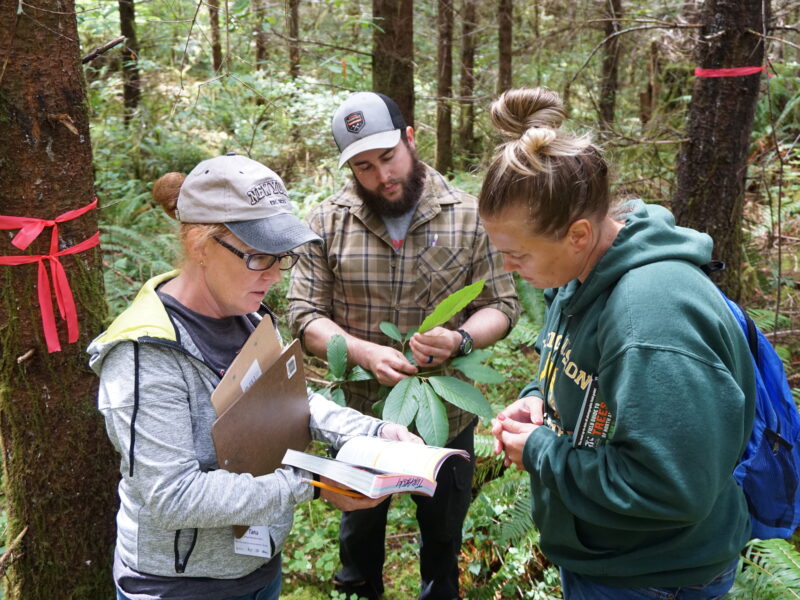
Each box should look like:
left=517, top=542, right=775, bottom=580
left=335, top=422, right=476, bottom=600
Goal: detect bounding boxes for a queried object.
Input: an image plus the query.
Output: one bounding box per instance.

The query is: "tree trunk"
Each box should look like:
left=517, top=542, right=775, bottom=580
left=372, top=0, right=415, bottom=126
left=0, top=2, right=118, bottom=598
left=673, top=0, right=769, bottom=300
left=253, top=0, right=268, bottom=70
left=435, top=0, right=454, bottom=174
left=118, top=0, right=140, bottom=124
left=497, top=0, right=512, bottom=93
left=209, top=0, right=223, bottom=72
left=458, top=0, right=478, bottom=168
left=639, top=41, right=659, bottom=127
left=287, top=0, right=300, bottom=79
left=598, top=0, right=623, bottom=128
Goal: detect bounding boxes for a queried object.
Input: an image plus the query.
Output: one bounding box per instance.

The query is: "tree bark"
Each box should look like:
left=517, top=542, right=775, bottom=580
left=458, top=0, right=478, bottom=168
left=497, top=0, right=512, bottom=93
left=639, top=41, right=659, bottom=127
left=372, top=0, right=414, bottom=126
left=287, top=0, right=300, bottom=79
left=209, top=0, right=223, bottom=72
left=673, top=0, right=769, bottom=300
left=598, top=0, right=623, bottom=128
left=0, top=2, right=118, bottom=598
left=435, top=0, right=454, bottom=174
left=118, top=0, right=140, bottom=124
left=253, top=0, right=268, bottom=70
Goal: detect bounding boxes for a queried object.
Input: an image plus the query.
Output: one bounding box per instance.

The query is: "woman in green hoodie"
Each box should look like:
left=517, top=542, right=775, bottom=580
left=480, top=88, right=756, bottom=599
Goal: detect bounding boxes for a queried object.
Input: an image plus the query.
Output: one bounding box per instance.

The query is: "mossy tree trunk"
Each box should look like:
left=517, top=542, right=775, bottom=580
left=0, top=2, right=118, bottom=598
left=209, top=0, right=224, bottom=73
left=287, top=0, right=300, bottom=79
left=598, top=0, right=623, bottom=129
left=673, top=0, right=769, bottom=301
left=118, top=0, right=141, bottom=124
left=435, top=0, right=453, bottom=174
left=457, top=0, right=478, bottom=169
left=497, top=0, right=512, bottom=93
left=372, top=0, right=415, bottom=126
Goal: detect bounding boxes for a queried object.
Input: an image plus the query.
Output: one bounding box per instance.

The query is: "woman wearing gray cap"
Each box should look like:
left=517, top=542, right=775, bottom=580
left=88, top=154, right=418, bottom=600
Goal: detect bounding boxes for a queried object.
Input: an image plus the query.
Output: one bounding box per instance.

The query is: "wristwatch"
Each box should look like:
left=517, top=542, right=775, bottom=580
left=456, top=329, right=473, bottom=356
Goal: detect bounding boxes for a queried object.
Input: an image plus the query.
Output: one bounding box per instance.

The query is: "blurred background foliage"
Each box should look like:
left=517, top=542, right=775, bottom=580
left=66, top=0, right=800, bottom=597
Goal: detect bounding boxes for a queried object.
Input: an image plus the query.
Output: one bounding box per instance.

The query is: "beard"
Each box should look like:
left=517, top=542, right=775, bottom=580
left=353, top=152, right=427, bottom=218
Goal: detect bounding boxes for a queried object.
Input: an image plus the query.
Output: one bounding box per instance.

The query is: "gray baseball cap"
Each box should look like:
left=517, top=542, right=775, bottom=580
left=175, top=154, right=321, bottom=254
left=332, top=92, right=407, bottom=168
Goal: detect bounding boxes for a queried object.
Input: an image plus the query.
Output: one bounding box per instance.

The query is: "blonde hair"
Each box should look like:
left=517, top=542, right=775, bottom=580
left=479, top=88, right=611, bottom=238
left=152, top=172, right=227, bottom=265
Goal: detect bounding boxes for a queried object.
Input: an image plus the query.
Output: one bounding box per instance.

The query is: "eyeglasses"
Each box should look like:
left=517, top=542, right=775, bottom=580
left=212, top=236, right=300, bottom=271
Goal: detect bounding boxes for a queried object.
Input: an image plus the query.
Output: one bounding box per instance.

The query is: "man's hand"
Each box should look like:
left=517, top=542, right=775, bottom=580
left=379, top=423, right=424, bottom=444
left=318, top=476, right=386, bottom=511
left=362, top=344, right=418, bottom=386
left=408, top=327, right=461, bottom=368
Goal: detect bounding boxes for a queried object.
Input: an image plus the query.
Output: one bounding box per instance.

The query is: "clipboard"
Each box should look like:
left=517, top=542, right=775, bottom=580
left=211, top=315, right=283, bottom=417
left=211, top=339, right=311, bottom=537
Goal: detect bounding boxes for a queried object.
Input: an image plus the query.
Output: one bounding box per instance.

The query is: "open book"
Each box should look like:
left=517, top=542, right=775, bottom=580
left=282, top=436, right=470, bottom=498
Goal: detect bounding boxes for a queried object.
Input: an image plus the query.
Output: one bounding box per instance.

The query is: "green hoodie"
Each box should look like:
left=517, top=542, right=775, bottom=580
left=519, top=201, right=755, bottom=588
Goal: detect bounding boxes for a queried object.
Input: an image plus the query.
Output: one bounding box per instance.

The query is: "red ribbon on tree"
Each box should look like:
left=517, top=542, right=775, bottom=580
left=0, top=198, right=100, bottom=353
left=695, top=65, right=772, bottom=78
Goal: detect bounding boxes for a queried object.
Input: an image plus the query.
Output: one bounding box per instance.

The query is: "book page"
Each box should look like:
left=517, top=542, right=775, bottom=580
left=336, top=437, right=468, bottom=481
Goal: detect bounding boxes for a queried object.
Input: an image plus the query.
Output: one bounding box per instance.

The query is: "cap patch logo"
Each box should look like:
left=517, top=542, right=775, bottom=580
left=247, top=178, right=289, bottom=206
left=344, top=111, right=365, bottom=134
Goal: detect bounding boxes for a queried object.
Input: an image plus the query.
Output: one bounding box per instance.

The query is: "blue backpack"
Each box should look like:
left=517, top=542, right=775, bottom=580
left=719, top=293, right=800, bottom=539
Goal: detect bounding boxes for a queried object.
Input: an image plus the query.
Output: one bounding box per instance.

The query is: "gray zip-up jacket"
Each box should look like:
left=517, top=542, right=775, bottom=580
left=88, top=271, right=384, bottom=580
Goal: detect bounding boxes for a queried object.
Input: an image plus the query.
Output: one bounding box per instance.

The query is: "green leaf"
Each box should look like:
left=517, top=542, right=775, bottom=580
left=327, top=334, right=348, bottom=380
left=452, top=362, right=506, bottom=384
left=451, top=349, right=492, bottom=365
left=417, top=280, right=486, bottom=334
left=347, top=365, right=375, bottom=382
left=330, top=387, right=346, bottom=407
left=383, top=376, right=421, bottom=426
left=379, top=321, right=403, bottom=342
left=428, top=376, right=494, bottom=419
left=515, top=274, right=546, bottom=330
left=404, top=328, right=418, bottom=342
left=373, top=398, right=386, bottom=415
left=415, top=382, right=449, bottom=446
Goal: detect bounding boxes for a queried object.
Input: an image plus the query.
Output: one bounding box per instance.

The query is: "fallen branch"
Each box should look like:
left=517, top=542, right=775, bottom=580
left=81, top=35, right=125, bottom=64
left=0, top=526, right=28, bottom=576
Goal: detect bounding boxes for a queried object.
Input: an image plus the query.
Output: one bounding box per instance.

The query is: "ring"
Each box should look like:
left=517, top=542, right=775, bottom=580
left=427, top=355, right=434, bottom=364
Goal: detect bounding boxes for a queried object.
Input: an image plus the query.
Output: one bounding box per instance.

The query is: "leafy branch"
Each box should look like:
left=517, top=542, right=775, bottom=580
left=317, top=281, right=506, bottom=446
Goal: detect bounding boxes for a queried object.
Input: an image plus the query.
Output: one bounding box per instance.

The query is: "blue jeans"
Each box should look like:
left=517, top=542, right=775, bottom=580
left=560, top=558, right=739, bottom=600
left=115, top=573, right=281, bottom=600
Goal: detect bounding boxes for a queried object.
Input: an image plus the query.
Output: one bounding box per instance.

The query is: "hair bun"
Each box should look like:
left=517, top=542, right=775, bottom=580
left=490, top=88, right=566, bottom=139
left=152, top=172, right=186, bottom=220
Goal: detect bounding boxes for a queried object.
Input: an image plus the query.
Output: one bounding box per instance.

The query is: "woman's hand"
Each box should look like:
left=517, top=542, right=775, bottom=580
left=379, top=423, right=424, bottom=444
left=491, top=396, right=544, bottom=468
left=318, top=476, right=386, bottom=511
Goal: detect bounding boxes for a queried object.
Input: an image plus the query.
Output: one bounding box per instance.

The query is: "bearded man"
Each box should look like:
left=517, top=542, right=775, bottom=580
left=288, top=92, right=519, bottom=600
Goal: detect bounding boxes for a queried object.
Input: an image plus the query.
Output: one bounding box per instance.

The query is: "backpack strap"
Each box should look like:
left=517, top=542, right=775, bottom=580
left=740, top=308, right=760, bottom=366
left=701, top=261, right=760, bottom=365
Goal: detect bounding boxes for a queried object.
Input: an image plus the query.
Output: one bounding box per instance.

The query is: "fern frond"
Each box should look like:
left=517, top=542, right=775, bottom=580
left=731, top=538, right=800, bottom=599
